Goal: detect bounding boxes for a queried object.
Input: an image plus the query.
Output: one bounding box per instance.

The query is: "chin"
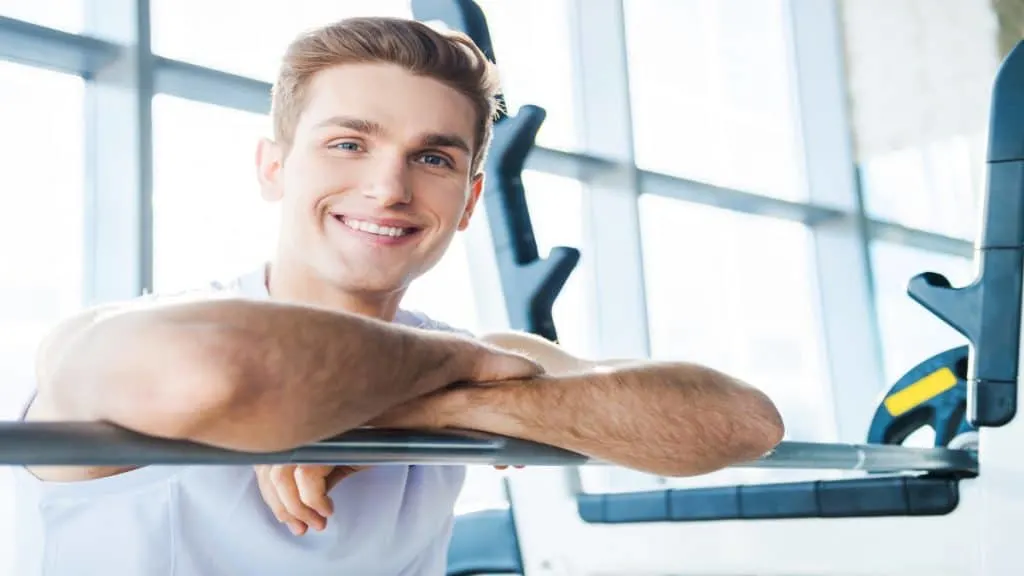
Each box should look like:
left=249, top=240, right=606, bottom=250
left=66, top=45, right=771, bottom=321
left=321, top=262, right=412, bottom=294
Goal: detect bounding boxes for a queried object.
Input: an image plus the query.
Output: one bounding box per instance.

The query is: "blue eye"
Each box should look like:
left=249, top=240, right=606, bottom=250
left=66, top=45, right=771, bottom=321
left=331, top=141, right=362, bottom=151
left=419, top=153, right=452, bottom=168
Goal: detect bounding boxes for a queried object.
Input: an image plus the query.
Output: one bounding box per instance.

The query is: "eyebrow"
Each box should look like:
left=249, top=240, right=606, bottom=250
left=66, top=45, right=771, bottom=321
left=313, top=115, right=471, bottom=154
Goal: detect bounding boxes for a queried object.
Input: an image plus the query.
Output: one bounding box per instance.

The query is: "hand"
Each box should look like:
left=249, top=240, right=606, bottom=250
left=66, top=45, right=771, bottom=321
left=447, top=337, right=545, bottom=385
left=255, top=464, right=366, bottom=535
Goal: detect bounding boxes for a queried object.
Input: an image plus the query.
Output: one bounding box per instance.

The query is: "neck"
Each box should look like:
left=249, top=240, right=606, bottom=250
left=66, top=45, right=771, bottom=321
left=265, top=256, right=404, bottom=322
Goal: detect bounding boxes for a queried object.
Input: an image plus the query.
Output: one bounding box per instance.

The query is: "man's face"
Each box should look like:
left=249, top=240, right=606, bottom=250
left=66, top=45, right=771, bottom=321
left=257, top=62, right=482, bottom=295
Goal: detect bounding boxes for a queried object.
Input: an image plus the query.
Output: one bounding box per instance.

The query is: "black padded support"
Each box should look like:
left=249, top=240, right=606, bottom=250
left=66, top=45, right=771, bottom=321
left=577, top=476, right=960, bottom=523
left=484, top=107, right=581, bottom=341
left=906, top=40, right=1024, bottom=428
left=446, top=508, right=524, bottom=576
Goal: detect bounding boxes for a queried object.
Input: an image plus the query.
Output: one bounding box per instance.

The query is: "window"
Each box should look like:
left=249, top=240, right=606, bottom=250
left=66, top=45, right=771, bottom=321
left=0, top=62, right=85, bottom=412
left=623, top=0, right=802, bottom=200
left=151, top=96, right=278, bottom=292
left=150, top=0, right=411, bottom=82
left=0, top=62, right=85, bottom=576
left=0, top=0, right=83, bottom=33
left=870, top=241, right=974, bottom=385
left=581, top=195, right=831, bottom=493
left=475, top=0, right=579, bottom=152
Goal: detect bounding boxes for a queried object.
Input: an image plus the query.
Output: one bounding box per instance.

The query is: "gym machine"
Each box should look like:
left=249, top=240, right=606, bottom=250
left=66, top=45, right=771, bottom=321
left=0, top=1, right=1020, bottom=574
left=411, top=2, right=1022, bottom=574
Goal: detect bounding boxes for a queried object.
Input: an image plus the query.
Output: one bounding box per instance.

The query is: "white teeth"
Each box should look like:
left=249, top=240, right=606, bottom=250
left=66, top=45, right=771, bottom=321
left=340, top=217, right=411, bottom=237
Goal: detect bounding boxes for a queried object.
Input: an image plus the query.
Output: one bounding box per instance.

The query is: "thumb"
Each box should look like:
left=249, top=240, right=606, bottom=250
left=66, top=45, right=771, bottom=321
left=325, top=466, right=367, bottom=491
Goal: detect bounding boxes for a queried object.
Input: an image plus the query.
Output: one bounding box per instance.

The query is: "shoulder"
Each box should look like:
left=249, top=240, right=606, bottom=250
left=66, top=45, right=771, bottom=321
left=394, top=309, right=475, bottom=339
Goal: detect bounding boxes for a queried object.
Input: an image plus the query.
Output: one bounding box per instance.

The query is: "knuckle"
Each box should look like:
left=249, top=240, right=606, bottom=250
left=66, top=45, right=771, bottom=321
left=270, top=465, right=292, bottom=484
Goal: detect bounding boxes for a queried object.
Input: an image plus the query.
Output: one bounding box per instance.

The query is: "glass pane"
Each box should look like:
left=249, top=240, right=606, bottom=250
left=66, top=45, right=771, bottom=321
left=870, top=242, right=974, bottom=385
left=842, top=0, right=996, bottom=240
left=581, top=196, right=831, bottom=493
left=624, top=0, right=802, bottom=199
left=860, top=134, right=986, bottom=241
left=0, top=62, right=85, bottom=576
left=150, top=0, right=411, bottom=82
left=151, top=96, right=278, bottom=292
left=0, top=0, right=83, bottom=33
left=475, top=0, right=579, bottom=151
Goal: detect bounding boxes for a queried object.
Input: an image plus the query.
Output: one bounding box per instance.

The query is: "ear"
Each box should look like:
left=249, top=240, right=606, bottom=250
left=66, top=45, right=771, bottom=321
left=458, top=172, right=485, bottom=231
left=256, top=137, right=285, bottom=202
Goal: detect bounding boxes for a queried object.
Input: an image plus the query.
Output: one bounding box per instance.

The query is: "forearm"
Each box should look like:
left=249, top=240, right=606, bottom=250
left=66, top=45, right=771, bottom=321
left=445, top=362, right=784, bottom=477
left=49, top=299, right=462, bottom=452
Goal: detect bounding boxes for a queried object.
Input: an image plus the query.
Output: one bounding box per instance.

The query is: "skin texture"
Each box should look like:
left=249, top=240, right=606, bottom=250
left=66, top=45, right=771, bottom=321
left=26, top=62, right=785, bottom=538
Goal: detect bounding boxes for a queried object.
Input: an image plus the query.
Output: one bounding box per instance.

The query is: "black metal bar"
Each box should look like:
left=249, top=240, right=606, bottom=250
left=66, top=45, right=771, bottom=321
left=0, top=422, right=978, bottom=475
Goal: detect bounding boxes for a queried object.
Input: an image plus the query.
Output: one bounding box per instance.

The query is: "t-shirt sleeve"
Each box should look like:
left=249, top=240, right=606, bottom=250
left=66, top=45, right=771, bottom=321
left=396, top=309, right=476, bottom=339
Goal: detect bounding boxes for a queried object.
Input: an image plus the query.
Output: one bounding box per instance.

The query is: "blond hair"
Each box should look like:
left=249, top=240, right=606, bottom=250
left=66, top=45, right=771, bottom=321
left=271, top=17, right=502, bottom=175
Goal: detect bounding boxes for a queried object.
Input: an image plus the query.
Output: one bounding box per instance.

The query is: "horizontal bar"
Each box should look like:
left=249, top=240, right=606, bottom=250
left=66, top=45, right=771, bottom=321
left=154, top=56, right=272, bottom=115
left=867, top=219, right=975, bottom=258
left=752, top=440, right=977, bottom=474
left=524, top=145, right=620, bottom=183
left=638, top=170, right=846, bottom=226
left=0, top=423, right=977, bottom=475
left=0, top=16, right=119, bottom=77
left=0, top=422, right=588, bottom=467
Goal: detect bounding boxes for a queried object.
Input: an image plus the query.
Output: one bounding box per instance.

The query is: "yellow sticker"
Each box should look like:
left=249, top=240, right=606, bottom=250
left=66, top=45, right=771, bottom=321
left=884, top=367, right=959, bottom=417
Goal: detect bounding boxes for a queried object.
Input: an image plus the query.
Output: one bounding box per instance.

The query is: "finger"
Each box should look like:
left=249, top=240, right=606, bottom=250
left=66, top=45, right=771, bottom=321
left=270, top=465, right=325, bottom=533
left=295, top=465, right=336, bottom=520
left=255, top=466, right=303, bottom=532
left=474, top=348, right=544, bottom=383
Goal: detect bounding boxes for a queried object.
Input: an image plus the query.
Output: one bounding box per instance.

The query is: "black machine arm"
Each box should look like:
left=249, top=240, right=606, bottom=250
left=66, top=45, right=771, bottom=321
left=907, top=40, right=1024, bottom=428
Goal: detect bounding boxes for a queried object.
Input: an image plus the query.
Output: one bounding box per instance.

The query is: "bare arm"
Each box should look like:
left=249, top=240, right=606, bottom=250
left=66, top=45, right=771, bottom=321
left=32, top=299, right=541, bottom=454
left=372, top=332, right=785, bottom=477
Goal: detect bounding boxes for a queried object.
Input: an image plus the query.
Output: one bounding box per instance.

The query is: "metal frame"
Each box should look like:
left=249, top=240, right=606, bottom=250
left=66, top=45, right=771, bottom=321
left=568, top=0, right=649, bottom=360
left=82, top=0, right=154, bottom=305
left=0, top=421, right=978, bottom=475
left=0, top=0, right=980, bottom=468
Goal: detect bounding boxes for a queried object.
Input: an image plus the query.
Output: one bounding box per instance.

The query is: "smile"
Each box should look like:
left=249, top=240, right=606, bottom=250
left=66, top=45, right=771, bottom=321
left=330, top=214, right=423, bottom=244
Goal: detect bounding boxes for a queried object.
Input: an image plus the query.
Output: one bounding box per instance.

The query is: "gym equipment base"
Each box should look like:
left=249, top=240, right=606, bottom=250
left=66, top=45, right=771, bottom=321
left=0, top=422, right=977, bottom=475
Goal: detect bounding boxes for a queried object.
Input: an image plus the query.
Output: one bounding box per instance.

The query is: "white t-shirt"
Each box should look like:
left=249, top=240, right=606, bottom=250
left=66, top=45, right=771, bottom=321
left=12, top=267, right=471, bottom=576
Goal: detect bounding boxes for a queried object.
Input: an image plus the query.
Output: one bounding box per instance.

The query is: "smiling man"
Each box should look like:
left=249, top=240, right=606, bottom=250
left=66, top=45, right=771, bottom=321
left=14, top=16, right=784, bottom=576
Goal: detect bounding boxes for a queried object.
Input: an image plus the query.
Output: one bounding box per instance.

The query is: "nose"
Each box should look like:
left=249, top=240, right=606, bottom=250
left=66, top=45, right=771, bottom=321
left=362, top=156, right=412, bottom=206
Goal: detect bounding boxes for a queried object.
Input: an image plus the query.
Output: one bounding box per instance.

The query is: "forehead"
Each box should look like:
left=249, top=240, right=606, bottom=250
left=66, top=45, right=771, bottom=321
left=296, top=63, right=477, bottom=145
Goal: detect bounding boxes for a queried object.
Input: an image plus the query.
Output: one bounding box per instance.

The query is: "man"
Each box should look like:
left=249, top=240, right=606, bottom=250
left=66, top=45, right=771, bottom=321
left=14, top=16, right=784, bottom=576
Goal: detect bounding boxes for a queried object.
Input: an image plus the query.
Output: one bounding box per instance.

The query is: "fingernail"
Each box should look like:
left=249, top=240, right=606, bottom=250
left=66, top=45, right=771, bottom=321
left=288, top=521, right=305, bottom=536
